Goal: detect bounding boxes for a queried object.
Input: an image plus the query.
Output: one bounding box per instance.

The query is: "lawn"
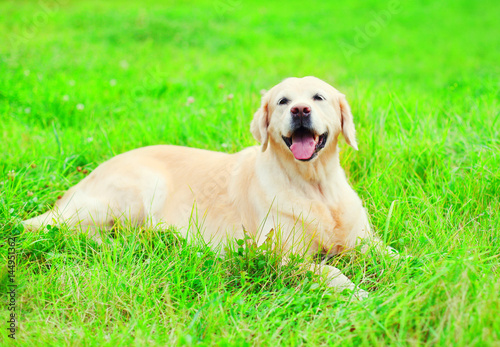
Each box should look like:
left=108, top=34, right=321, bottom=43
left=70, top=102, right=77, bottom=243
left=1, top=0, right=499, bottom=345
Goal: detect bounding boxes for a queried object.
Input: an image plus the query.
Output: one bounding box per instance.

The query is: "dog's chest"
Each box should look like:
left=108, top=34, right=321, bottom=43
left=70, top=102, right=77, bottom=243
left=314, top=184, right=355, bottom=249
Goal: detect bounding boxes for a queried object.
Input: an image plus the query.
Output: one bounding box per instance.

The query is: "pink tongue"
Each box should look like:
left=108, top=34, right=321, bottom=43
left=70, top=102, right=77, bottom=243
left=290, top=133, right=316, bottom=160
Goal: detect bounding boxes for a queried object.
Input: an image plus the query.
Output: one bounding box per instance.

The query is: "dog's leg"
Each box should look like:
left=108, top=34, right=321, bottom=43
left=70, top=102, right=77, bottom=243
left=359, top=235, right=400, bottom=259
left=280, top=253, right=368, bottom=299
left=307, top=262, right=368, bottom=299
left=255, top=216, right=368, bottom=299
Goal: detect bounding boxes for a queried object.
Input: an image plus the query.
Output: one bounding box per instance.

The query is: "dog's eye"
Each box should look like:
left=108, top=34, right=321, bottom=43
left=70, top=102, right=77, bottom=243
left=313, top=94, right=325, bottom=101
left=278, top=97, right=290, bottom=105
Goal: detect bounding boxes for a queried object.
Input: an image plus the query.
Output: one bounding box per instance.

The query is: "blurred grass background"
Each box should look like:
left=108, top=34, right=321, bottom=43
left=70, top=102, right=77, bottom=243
left=0, top=0, right=499, bottom=345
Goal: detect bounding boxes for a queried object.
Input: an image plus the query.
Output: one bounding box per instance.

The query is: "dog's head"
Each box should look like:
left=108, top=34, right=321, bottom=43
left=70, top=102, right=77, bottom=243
left=251, top=76, right=358, bottom=162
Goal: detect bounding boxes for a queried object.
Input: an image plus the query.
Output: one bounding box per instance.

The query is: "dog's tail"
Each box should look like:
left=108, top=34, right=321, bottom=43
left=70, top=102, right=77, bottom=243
left=22, top=210, right=60, bottom=231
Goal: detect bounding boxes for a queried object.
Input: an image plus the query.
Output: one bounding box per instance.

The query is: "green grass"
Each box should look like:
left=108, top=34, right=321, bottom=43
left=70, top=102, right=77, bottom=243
left=1, top=0, right=499, bottom=345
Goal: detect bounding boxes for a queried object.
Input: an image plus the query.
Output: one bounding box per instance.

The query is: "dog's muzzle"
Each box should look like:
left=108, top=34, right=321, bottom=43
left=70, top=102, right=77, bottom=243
left=282, top=128, right=328, bottom=161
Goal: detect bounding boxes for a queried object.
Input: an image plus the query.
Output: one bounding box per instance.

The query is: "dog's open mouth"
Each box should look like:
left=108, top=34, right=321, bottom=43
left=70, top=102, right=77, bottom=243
left=282, top=128, right=328, bottom=161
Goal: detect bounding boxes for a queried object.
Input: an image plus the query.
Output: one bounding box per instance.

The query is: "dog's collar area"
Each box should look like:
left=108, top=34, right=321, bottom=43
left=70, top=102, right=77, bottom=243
left=282, top=128, right=328, bottom=162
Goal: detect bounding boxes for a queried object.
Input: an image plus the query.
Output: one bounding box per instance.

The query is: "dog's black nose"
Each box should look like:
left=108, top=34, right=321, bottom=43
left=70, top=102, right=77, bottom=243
left=290, top=104, right=311, bottom=119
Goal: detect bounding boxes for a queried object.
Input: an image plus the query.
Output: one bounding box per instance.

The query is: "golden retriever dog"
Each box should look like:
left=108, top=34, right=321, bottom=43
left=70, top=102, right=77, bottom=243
left=23, top=76, right=396, bottom=298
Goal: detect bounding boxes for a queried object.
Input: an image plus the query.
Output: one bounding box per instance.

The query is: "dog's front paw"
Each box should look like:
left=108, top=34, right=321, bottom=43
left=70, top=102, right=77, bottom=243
left=320, top=264, right=367, bottom=299
left=386, top=246, right=400, bottom=259
left=386, top=246, right=414, bottom=261
left=354, top=288, right=369, bottom=300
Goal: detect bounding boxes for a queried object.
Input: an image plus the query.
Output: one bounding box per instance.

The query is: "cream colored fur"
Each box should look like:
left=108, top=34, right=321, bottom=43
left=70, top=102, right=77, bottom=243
left=23, top=76, right=397, bottom=298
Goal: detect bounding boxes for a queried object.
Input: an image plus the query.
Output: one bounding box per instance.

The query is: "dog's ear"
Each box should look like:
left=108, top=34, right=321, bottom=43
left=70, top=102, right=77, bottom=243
left=338, top=94, right=358, bottom=151
left=251, top=91, right=271, bottom=151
